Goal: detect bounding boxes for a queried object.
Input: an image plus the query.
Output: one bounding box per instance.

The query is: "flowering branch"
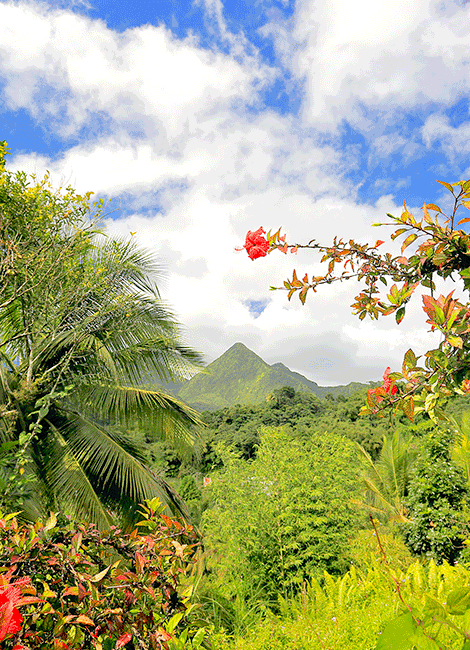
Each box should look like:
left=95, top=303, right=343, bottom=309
left=236, top=180, right=470, bottom=422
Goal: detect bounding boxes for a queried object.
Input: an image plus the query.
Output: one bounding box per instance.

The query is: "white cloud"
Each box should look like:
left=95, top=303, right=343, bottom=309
left=422, top=113, right=470, bottom=160
left=272, top=0, right=470, bottom=132
left=0, top=1, right=273, bottom=137
left=1, top=0, right=462, bottom=386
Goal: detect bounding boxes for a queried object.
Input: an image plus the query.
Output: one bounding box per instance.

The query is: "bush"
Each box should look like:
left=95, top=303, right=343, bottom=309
left=202, top=426, right=360, bottom=602
left=403, top=428, right=469, bottom=563
left=0, top=500, right=209, bottom=649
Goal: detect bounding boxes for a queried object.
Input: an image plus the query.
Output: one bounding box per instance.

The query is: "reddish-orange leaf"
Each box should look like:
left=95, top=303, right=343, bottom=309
left=135, top=552, right=146, bottom=575
left=426, top=203, right=442, bottom=213
left=116, top=633, right=133, bottom=648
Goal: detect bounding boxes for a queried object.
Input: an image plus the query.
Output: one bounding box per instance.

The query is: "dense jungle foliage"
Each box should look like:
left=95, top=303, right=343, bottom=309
left=3, top=145, right=470, bottom=649
left=143, top=386, right=470, bottom=648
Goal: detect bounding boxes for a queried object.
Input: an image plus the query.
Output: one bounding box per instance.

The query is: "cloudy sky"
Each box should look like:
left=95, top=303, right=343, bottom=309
left=1, top=0, right=470, bottom=386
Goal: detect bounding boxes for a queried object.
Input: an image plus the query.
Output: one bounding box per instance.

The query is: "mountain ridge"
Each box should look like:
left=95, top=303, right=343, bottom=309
left=156, top=341, right=375, bottom=411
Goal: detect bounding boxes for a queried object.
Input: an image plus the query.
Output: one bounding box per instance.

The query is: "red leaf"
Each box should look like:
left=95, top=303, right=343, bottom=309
left=0, top=600, right=23, bottom=642
left=116, top=632, right=132, bottom=648
left=135, top=552, right=146, bottom=575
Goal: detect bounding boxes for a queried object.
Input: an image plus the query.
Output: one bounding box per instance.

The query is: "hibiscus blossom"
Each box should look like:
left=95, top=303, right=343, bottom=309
left=236, top=228, right=269, bottom=260
left=367, top=367, right=398, bottom=404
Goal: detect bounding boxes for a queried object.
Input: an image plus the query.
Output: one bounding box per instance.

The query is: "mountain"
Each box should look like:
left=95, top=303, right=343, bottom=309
left=158, top=342, right=374, bottom=411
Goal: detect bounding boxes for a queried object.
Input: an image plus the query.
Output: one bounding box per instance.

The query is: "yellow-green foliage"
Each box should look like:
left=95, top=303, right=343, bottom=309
left=213, top=559, right=470, bottom=650
left=349, top=525, right=416, bottom=573
left=202, top=427, right=360, bottom=600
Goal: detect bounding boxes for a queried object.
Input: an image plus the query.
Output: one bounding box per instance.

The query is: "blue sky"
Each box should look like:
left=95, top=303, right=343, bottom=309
left=1, top=0, right=469, bottom=384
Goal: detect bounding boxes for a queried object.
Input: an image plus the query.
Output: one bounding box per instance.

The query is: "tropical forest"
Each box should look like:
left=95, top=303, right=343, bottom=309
left=4, top=138, right=470, bottom=650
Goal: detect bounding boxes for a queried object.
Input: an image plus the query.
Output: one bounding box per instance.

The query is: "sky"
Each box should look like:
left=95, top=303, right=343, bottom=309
left=1, top=0, right=470, bottom=386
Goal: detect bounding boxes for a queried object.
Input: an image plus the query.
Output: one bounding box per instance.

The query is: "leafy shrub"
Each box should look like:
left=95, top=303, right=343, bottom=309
left=348, top=524, right=415, bottom=573
left=202, top=426, right=360, bottom=602
left=403, top=428, right=469, bottom=563
left=0, top=500, right=209, bottom=649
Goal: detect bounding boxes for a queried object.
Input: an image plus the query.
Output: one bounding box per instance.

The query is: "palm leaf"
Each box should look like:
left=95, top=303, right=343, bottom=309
left=355, top=431, right=417, bottom=523
left=47, top=409, right=189, bottom=526
left=75, top=383, right=203, bottom=450
left=31, top=416, right=114, bottom=529
left=0, top=229, right=202, bottom=524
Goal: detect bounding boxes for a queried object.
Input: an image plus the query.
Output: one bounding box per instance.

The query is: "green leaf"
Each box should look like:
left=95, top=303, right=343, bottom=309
left=166, top=612, right=184, bottom=634
left=375, top=613, right=416, bottom=650
left=192, top=628, right=206, bottom=647
left=433, top=305, right=446, bottom=325
left=396, top=307, right=406, bottom=324
left=402, top=398, right=414, bottom=421
left=423, top=594, right=446, bottom=618
left=447, top=587, right=470, bottom=615
left=403, top=348, right=418, bottom=370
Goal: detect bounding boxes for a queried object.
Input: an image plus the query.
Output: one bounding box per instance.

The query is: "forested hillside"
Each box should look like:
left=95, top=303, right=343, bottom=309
left=156, top=341, right=375, bottom=411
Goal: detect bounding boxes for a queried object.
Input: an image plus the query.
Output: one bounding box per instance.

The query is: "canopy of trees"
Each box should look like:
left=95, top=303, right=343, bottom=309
left=0, top=141, right=203, bottom=527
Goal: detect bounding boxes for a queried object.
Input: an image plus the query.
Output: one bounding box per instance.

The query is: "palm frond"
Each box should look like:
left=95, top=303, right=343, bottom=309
left=88, top=236, right=165, bottom=296
left=34, top=417, right=114, bottom=529
left=356, top=430, right=417, bottom=523
left=74, top=383, right=203, bottom=451
left=48, top=409, right=189, bottom=525
left=29, top=294, right=203, bottom=386
left=0, top=230, right=202, bottom=526
left=0, top=299, right=27, bottom=359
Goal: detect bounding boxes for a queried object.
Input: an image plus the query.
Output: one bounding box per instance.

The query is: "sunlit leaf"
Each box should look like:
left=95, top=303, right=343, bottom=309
left=447, top=586, right=470, bottom=614
left=375, top=612, right=415, bottom=650
left=401, top=233, right=418, bottom=253
left=436, top=180, right=454, bottom=193
left=446, top=335, right=463, bottom=349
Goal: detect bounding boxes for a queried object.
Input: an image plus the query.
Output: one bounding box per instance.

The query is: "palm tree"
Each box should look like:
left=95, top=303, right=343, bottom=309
left=355, top=429, right=418, bottom=523
left=0, top=227, right=204, bottom=528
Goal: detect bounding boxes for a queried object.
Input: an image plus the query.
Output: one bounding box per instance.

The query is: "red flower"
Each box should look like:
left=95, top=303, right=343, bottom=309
left=382, top=367, right=398, bottom=396
left=367, top=367, right=398, bottom=404
left=238, top=228, right=269, bottom=260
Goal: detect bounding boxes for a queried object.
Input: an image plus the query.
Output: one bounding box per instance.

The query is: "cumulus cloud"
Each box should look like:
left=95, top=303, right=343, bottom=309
left=0, top=1, right=273, bottom=139
left=422, top=113, right=470, bottom=161
left=272, top=0, right=470, bottom=132
left=1, top=0, right=467, bottom=386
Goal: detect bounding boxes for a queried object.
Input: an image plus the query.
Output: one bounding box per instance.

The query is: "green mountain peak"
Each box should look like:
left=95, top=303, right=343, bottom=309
left=168, top=342, right=372, bottom=411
